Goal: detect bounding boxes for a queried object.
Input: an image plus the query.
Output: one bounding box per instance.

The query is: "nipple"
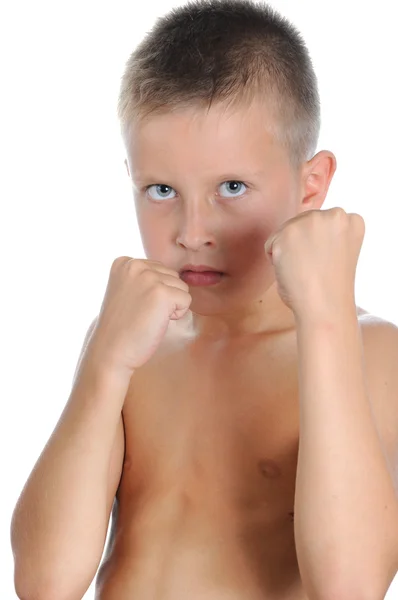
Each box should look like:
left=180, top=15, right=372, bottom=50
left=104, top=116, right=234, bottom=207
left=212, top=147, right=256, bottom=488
left=257, top=459, right=281, bottom=479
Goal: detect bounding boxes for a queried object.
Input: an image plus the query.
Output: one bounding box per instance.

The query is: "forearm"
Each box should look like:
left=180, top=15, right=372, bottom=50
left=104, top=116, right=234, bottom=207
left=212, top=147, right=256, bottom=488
left=11, top=354, right=131, bottom=596
left=294, top=305, right=398, bottom=600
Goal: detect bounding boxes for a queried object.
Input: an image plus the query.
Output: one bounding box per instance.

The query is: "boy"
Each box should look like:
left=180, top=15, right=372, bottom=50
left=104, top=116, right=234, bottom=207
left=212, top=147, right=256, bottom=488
left=11, top=1, right=398, bottom=599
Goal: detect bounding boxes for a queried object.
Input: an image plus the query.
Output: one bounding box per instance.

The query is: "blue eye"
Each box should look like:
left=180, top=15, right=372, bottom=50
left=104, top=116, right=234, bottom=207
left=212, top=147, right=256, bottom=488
left=146, top=184, right=176, bottom=201
left=219, top=181, right=247, bottom=198
left=145, top=180, right=247, bottom=201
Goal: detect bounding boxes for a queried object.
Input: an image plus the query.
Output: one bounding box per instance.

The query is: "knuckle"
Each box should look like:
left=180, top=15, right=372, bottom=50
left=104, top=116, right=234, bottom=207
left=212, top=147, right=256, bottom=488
left=112, top=256, right=133, bottom=270
left=126, top=258, right=141, bottom=271
left=332, top=207, right=346, bottom=219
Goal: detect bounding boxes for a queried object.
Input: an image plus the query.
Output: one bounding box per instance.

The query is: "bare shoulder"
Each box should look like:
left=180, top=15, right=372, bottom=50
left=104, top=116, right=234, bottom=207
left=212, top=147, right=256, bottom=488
left=356, top=306, right=397, bottom=330
left=356, top=306, right=398, bottom=345
left=356, top=305, right=396, bottom=326
left=349, top=306, right=385, bottom=324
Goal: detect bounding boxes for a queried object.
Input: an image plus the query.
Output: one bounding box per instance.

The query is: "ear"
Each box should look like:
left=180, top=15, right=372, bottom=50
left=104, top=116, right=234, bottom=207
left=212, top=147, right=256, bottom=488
left=299, top=150, right=337, bottom=212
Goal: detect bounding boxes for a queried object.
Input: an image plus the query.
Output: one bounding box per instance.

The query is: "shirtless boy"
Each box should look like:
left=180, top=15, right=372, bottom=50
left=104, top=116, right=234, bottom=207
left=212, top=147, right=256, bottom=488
left=11, top=1, right=398, bottom=599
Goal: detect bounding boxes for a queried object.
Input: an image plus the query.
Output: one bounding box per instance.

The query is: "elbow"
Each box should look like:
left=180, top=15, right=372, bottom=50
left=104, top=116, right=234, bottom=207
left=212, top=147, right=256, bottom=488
left=14, top=559, right=96, bottom=600
left=15, top=572, right=57, bottom=600
left=15, top=574, right=91, bottom=600
left=14, top=565, right=75, bottom=600
left=15, top=582, right=77, bottom=600
left=14, top=581, right=49, bottom=600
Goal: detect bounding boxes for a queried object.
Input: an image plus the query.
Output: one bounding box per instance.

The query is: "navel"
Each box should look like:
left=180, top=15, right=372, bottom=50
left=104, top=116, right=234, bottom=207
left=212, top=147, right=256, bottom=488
left=257, top=459, right=281, bottom=479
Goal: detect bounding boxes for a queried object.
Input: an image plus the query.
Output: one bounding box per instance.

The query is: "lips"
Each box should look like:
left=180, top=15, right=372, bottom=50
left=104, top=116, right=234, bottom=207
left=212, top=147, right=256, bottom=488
left=180, top=270, right=224, bottom=286
left=184, top=269, right=223, bottom=273
left=180, top=264, right=224, bottom=274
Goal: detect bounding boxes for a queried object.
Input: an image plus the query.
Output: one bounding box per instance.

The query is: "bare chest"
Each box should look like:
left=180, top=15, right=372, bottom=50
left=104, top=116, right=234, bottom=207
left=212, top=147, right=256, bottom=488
left=119, top=331, right=301, bottom=527
left=97, top=331, right=309, bottom=599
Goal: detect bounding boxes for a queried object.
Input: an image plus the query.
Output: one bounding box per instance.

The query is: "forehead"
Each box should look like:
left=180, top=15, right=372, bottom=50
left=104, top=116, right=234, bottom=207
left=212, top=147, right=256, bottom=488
left=126, top=101, right=290, bottom=179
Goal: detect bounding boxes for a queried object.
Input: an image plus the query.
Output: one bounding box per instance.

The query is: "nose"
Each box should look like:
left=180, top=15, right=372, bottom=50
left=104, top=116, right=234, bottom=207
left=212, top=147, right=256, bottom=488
left=176, top=202, right=216, bottom=251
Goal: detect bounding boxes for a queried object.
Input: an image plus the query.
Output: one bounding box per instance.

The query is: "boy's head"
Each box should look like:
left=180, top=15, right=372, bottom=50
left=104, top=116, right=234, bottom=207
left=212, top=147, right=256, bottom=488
left=118, top=0, right=336, bottom=325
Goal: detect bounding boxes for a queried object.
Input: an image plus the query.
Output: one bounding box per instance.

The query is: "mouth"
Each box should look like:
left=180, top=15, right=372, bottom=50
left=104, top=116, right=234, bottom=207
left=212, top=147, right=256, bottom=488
left=179, top=264, right=225, bottom=275
left=182, top=269, right=225, bottom=274
left=180, top=270, right=225, bottom=286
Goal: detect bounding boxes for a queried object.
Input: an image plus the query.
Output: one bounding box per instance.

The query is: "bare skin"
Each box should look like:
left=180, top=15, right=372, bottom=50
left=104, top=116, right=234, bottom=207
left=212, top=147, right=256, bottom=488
left=94, top=305, right=370, bottom=600
left=90, top=99, right=374, bottom=598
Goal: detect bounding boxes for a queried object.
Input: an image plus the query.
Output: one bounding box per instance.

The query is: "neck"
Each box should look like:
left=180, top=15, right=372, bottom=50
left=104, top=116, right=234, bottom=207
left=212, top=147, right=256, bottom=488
left=181, top=281, right=296, bottom=342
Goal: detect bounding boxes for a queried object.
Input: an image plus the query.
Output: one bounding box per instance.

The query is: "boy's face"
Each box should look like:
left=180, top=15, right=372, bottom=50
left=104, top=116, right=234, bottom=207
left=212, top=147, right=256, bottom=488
left=124, top=100, right=319, bottom=317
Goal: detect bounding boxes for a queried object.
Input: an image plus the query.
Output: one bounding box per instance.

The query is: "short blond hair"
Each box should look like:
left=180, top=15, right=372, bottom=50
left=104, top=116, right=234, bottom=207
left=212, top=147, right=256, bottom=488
left=117, top=0, right=321, bottom=170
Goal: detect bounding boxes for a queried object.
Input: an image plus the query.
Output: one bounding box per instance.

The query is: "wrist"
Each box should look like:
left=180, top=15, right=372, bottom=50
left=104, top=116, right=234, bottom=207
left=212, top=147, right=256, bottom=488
left=80, top=347, right=135, bottom=387
left=293, top=298, right=358, bottom=330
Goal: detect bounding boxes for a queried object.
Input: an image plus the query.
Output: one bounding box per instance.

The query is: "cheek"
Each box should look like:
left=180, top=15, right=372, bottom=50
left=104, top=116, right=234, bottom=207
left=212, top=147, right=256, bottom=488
left=232, top=209, right=277, bottom=244
left=226, top=219, right=275, bottom=270
left=136, top=211, right=168, bottom=256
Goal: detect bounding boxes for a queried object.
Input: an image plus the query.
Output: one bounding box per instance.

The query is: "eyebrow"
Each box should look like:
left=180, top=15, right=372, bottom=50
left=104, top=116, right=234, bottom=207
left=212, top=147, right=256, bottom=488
left=133, top=170, right=264, bottom=183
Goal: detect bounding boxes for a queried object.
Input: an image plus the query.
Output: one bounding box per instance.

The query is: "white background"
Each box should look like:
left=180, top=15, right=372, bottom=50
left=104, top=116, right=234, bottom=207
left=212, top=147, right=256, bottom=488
left=1, top=0, right=397, bottom=598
